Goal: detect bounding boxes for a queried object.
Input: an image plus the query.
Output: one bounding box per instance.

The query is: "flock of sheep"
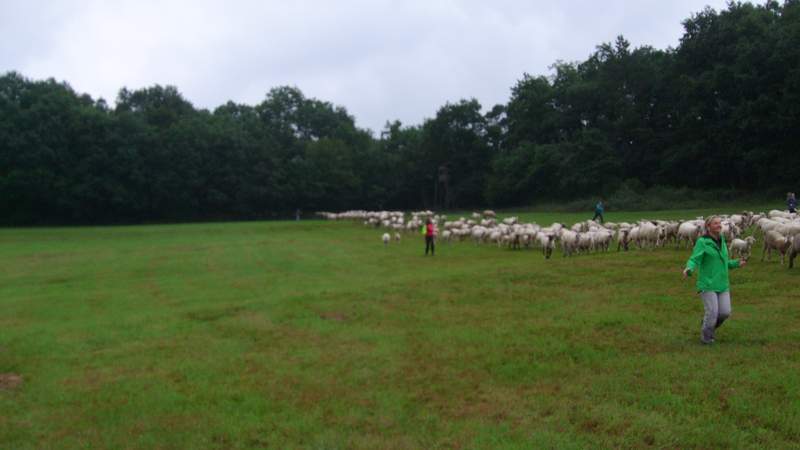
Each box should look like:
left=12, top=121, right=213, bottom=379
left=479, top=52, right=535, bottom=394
left=316, top=209, right=800, bottom=267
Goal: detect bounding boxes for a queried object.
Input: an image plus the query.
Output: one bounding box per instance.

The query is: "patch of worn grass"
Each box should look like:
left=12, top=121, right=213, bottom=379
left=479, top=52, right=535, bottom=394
left=1, top=212, right=799, bottom=449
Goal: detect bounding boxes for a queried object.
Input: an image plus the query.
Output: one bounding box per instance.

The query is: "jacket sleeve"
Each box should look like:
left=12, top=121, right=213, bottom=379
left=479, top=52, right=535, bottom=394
left=727, top=259, right=740, bottom=269
left=685, top=239, right=705, bottom=275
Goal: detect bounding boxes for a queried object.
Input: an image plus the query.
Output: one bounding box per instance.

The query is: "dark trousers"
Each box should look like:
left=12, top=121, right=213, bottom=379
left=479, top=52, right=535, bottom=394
left=425, top=236, right=435, bottom=255
left=592, top=212, right=604, bottom=223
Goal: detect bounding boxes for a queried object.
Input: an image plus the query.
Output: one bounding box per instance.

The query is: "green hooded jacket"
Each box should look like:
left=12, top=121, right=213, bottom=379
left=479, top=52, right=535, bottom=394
left=685, top=235, right=741, bottom=292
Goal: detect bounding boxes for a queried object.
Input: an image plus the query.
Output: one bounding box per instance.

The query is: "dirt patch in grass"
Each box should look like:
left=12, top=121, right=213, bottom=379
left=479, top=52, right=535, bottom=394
left=0, top=373, right=23, bottom=390
left=186, top=305, right=246, bottom=322
left=319, top=312, right=348, bottom=321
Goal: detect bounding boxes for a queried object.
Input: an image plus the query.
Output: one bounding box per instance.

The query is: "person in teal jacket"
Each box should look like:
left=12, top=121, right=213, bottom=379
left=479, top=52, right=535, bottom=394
left=682, top=216, right=747, bottom=344
left=592, top=200, right=605, bottom=223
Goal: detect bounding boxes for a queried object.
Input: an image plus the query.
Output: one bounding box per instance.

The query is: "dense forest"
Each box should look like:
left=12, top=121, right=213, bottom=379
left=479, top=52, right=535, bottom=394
left=2, top=1, right=798, bottom=224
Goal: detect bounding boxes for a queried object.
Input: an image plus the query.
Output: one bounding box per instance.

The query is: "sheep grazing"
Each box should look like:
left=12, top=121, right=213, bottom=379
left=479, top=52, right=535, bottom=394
left=762, top=230, right=791, bottom=264
left=382, top=233, right=391, bottom=246
left=789, top=236, right=800, bottom=268
left=560, top=229, right=578, bottom=257
left=536, top=231, right=556, bottom=259
left=617, top=228, right=631, bottom=251
left=676, top=221, right=703, bottom=249
left=728, top=236, right=756, bottom=260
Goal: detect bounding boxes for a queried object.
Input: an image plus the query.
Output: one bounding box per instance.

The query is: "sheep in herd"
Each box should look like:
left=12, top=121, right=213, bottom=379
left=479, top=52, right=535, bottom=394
left=592, top=229, right=614, bottom=251
left=762, top=230, right=792, bottom=264
left=441, top=230, right=452, bottom=243
left=617, top=228, right=632, bottom=251
left=560, top=229, right=578, bottom=256
left=789, top=236, right=800, bottom=268
left=776, top=222, right=800, bottom=238
left=471, top=226, right=489, bottom=245
left=394, top=232, right=401, bottom=243
left=728, top=236, right=756, bottom=260
left=636, top=221, right=660, bottom=249
left=661, top=221, right=680, bottom=245
left=720, top=221, right=741, bottom=242
left=676, top=221, right=703, bottom=249
left=489, top=230, right=503, bottom=247
left=536, top=231, right=556, bottom=259
left=382, top=233, right=391, bottom=246
left=768, top=209, right=794, bottom=220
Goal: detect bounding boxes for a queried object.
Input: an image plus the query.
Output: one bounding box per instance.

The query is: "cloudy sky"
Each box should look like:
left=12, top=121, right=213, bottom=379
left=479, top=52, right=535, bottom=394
left=1, top=0, right=732, bottom=133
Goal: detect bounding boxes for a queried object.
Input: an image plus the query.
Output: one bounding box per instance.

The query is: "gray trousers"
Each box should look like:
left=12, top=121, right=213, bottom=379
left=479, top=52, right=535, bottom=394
left=700, top=291, right=731, bottom=342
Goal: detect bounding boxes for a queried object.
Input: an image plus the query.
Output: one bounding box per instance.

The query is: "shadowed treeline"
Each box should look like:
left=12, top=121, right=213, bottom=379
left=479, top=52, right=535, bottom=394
left=1, top=1, right=798, bottom=224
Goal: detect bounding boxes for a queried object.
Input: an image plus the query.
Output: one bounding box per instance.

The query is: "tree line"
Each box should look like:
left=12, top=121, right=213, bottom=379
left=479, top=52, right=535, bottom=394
left=1, top=1, right=798, bottom=224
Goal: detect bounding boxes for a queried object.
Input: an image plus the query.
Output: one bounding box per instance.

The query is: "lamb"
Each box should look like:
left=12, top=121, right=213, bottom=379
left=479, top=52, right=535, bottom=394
left=394, top=232, right=402, bottom=243
left=536, top=231, right=556, bottom=259
left=382, top=233, right=391, bottom=246
left=762, top=230, right=792, bottom=264
left=728, top=236, right=755, bottom=260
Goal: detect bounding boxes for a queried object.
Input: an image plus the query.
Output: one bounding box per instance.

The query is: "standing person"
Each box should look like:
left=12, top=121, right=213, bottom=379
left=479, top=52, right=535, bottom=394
left=787, top=192, right=797, bottom=214
left=592, top=200, right=605, bottom=223
left=424, top=218, right=436, bottom=256
left=682, top=216, right=746, bottom=345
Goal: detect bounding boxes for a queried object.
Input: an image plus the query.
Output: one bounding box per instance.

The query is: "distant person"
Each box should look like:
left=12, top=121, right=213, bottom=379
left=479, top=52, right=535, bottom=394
left=592, top=200, right=604, bottom=223
left=682, top=216, right=746, bottom=345
left=295, top=209, right=301, bottom=221
left=424, top=218, right=436, bottom=256
left=788, top=192, right=797, bottom=214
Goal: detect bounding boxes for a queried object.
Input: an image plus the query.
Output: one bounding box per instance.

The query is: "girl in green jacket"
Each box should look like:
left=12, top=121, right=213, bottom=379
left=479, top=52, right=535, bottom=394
left=682, top=216, right=747, bottom=344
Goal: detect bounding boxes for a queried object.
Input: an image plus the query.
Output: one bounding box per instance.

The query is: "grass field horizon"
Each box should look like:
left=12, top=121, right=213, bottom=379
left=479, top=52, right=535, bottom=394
left=2, top=205, right=799, bottom=449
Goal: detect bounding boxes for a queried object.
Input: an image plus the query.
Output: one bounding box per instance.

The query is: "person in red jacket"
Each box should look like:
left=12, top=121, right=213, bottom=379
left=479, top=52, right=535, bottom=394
left=424, top=218, right=436, bottom=256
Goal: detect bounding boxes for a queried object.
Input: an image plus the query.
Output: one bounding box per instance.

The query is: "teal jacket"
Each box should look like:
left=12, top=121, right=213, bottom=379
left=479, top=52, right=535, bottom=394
left=685, top=235, right=741, bottom=292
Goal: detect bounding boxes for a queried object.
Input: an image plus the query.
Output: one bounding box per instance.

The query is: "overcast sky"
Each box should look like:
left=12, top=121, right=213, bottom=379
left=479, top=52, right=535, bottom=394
left=1, top=0, right=734, bottom=134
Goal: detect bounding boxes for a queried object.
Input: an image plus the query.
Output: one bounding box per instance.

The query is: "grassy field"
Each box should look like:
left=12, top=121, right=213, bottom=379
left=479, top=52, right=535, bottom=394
left=1, top=208, right=799, bottom=449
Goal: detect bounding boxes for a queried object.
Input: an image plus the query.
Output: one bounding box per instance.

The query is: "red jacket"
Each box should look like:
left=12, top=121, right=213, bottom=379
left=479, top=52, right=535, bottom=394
left=426, top=223, right=435, bottom=237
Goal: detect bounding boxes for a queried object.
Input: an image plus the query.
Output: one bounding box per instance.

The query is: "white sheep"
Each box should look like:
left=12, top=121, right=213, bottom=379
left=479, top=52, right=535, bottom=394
left=728, top=236, right=756, bottom=260
left=617, top=228, right=631, bottom=251
left=789, top=236, right=800, bottom=268
left=536, top=231, right=556, bottom=259
left=762, top=230, right=791, bottom=264
left=559, top=229, right=578, bottom=256
left=676, top=221, right=703, bottom=249
left=382, top=233, right=391, bottom=246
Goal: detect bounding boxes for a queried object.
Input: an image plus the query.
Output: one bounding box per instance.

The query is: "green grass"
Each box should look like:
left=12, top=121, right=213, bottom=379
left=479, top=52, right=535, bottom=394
left=1, top=210, right=799, bottom=449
